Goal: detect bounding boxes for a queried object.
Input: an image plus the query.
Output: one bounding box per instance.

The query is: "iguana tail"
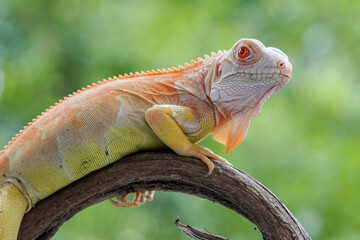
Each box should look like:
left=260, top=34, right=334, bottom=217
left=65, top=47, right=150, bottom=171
left=0, top=183, right=28, bottom=239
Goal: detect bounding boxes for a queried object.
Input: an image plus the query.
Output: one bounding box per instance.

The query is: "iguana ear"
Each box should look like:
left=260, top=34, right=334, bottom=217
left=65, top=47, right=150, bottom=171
left=211, top=114, right=251, bottom=154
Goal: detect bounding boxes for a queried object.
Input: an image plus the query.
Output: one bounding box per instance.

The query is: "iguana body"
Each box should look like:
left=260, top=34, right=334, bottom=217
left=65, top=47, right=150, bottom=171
left=0, top=38, right=292, bottom=239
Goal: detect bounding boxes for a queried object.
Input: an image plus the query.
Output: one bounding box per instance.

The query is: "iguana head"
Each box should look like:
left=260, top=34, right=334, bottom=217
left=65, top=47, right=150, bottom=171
left=208, top=38, right=292, bottom=153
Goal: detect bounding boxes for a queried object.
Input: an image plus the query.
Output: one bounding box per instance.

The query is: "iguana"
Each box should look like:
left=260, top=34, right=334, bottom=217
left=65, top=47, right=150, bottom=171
left=0, top=38, right=292, bottom=239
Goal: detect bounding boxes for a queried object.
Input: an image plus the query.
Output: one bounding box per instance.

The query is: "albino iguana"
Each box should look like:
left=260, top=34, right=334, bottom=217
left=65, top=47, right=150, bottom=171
left=0, top=38, right=292, bottom=239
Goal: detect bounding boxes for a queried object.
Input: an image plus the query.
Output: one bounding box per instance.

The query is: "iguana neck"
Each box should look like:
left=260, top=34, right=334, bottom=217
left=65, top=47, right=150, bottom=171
left=202, top=52, right=232, bottom=128
left=178, top=51, right=232, bottom=130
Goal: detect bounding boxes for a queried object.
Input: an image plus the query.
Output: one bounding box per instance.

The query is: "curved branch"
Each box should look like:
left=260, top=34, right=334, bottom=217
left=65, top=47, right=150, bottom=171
left=18, top=152, right=311, bottom=240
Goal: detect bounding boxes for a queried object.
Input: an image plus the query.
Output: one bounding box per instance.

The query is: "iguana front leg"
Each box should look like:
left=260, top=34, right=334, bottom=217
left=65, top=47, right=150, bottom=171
left=145, top=104, right=229, bottom=175
left=111, top=104, right=229, bottom=208
left=110, top=104, right=229, bottom=208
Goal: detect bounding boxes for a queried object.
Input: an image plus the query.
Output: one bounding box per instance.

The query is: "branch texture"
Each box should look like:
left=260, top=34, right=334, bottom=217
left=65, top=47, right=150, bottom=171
left=18, top=152, right=311, bottom=240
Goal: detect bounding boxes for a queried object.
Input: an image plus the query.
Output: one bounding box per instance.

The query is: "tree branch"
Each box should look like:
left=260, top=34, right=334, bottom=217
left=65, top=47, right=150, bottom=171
left=18, top=152, right=311, bottom=240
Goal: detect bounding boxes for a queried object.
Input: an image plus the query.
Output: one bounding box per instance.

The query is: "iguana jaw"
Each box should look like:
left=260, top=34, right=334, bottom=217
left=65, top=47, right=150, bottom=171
left=210, top=84, right=278, bottom=153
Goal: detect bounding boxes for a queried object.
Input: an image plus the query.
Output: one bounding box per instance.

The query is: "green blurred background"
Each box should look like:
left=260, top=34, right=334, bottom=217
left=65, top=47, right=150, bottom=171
left=1, top=0, right=359, bottom=239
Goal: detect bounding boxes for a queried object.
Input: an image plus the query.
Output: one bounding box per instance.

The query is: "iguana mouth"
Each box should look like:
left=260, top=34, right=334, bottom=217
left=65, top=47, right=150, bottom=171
left=282, top=73, right=291, bottom=78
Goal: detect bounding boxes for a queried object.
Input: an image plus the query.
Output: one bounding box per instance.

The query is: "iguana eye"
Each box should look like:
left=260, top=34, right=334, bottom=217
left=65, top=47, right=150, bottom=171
left=237, top=46, right=250, bottom=59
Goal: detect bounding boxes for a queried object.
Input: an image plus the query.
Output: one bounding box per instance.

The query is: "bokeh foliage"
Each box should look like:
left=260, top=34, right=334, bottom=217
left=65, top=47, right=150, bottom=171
left=1, top=0, right=359, bottom=239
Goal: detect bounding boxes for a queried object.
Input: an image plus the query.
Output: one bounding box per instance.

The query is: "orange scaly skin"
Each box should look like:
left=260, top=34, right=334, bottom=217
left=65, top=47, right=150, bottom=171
left=0, top=39, right=292, bottom=239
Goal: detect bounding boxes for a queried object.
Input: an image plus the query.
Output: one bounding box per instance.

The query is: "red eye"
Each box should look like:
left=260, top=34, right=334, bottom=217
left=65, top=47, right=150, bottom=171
left=238, top=46, right=250, bottom=59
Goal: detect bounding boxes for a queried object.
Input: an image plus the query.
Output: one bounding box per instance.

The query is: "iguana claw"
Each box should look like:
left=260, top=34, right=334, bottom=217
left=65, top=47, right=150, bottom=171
left=110, top=191, right=155, bottom=208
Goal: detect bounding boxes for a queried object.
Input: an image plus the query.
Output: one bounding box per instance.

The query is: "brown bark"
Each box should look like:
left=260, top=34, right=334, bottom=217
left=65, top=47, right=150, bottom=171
left=18, top=152, right=311, bottom=240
